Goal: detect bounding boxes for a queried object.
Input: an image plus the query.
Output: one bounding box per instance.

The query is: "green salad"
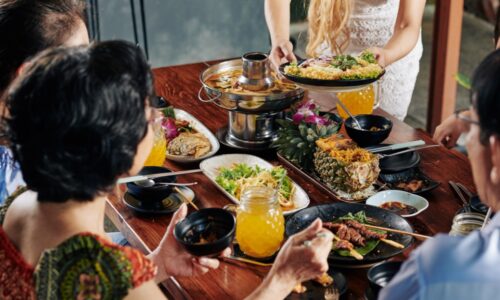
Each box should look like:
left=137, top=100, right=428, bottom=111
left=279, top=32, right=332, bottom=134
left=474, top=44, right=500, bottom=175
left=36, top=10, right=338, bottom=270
left=215, top=163, right=295, bottom=209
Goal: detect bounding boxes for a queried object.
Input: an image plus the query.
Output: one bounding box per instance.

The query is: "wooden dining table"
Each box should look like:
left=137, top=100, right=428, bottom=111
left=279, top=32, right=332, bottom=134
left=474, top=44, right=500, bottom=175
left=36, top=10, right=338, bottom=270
left=105, top=59, right=476, bottom=299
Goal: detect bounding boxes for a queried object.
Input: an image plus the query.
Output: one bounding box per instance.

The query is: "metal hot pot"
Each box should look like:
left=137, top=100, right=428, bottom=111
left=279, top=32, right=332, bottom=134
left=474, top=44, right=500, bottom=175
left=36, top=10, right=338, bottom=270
left=198, top=52, right=304, bottom=150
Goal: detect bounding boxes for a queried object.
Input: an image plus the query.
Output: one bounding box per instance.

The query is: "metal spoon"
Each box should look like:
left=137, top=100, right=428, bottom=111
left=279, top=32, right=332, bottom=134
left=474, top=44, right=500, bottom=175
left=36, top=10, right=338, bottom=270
left=336, top=98, right=364, bottom=130
left=135, top=178, right=198, bottom=188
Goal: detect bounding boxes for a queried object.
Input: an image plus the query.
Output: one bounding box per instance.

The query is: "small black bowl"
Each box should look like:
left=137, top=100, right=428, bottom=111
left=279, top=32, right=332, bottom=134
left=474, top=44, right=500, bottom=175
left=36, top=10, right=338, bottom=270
left=345, top=114, right=393, bottom=147
left=367, top=261, right=402, bottom=297
left=126, top=166, right=177, bottom=203
left=174, top=208, right=236, bottom=257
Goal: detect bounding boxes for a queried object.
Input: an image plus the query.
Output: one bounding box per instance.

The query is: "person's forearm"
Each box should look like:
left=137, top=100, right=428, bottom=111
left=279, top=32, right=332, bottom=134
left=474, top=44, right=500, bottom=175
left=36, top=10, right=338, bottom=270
left=265, top=0, right=291, bottom=46
left=146, top=251, right=170, bottom=284
left=382, top=0, right=425, bottom=66
left=245, top=274, right=294, bottom=300
left=383, top=26, right=421, bottom=66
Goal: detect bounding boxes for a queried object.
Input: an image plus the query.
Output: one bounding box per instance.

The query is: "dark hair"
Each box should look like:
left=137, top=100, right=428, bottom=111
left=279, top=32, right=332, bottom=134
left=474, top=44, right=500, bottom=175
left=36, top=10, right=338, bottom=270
left=471, top=49, right=500, bottom=144
left=5, top=40, right=154, bottom=202
left=0, top=0, right=85, bottom=95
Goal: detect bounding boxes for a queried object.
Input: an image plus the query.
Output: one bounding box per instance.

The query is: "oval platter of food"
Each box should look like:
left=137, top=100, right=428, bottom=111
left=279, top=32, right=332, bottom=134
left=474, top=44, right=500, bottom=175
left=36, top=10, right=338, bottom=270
left=286, top=203, right=413, bottom=267
left=279, top=51, right=385, bottom=90
left=162, top=107, right=220, bottom=163
left=200, top=154, right=310, bottom=215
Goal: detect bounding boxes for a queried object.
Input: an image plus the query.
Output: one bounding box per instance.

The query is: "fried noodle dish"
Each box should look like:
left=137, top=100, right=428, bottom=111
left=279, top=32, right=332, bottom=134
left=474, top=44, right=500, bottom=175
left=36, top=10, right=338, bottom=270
left=284, top=50, right=383, bottom=81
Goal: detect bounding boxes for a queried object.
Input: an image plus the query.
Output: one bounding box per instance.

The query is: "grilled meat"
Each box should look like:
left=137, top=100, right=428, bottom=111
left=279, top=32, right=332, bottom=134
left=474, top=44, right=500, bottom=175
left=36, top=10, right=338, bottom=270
left=324, top=222, right=366, bottom=246
left=344, top=220, right=387, bottom=240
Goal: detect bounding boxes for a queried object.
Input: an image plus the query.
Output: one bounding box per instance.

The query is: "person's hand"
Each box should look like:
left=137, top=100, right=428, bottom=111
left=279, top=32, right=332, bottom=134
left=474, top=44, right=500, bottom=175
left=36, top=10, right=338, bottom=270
left=368, top=47, right=388, bottom=68
left=148, top=204, right=231, bottom=282
left=252, top=219, right=333, bottom=299
left=433, top=111, right=469, bottom=148
left=269, top=39, right=296, bottom=70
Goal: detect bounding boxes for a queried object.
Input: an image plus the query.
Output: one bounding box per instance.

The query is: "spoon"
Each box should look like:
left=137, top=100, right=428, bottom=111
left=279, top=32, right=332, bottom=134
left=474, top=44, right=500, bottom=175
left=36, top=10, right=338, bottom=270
left=336, top=98, right=364, bottom=130
left=135, top=179, right=198, bottom=188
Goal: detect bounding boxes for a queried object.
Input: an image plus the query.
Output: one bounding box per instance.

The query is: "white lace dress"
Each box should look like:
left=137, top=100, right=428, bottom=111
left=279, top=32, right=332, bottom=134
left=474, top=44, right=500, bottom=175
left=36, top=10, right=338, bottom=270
left=321, top=0, right=423, bottom=120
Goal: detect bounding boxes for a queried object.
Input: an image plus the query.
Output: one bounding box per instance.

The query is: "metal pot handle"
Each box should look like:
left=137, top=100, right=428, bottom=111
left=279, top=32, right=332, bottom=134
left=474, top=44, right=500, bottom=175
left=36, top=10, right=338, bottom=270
left=198, top=86, right=221, bottom=103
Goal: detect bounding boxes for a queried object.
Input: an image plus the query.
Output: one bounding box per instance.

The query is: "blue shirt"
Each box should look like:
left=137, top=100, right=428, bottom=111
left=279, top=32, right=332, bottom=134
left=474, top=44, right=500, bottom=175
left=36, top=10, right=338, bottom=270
left=0, top=146, right=24, bottom=203
left=380, top=213, right=500, bottom=300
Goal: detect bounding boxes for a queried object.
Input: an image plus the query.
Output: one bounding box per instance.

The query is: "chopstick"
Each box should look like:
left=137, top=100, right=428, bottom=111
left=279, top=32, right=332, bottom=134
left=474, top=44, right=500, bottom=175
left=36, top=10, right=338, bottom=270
left=366, top=140, right=426, bottom=153
left=117, top=169, right=202, bottom=184
left=378, top=145, right=440, bottom=158
left=363, top=224, right=432, bottom=241
left=482, top=208, right=492, bottom=230
left=223, top=255, right=273, bottom=267
left=174, top=187, right=199, bottom=210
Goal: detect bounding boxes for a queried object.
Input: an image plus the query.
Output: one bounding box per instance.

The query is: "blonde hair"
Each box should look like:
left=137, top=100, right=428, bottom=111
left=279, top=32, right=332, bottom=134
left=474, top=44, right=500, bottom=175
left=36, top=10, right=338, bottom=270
left=306, top=0, right=351, bottom=57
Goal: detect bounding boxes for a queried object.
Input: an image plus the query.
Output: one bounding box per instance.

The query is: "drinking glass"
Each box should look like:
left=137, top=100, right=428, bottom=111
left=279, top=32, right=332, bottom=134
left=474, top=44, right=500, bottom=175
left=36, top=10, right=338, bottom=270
left=143, top=116, right=167, bottom=167
left=336, top=83, right=378, bottom=119
left=236, top=186, right=285, bottom=258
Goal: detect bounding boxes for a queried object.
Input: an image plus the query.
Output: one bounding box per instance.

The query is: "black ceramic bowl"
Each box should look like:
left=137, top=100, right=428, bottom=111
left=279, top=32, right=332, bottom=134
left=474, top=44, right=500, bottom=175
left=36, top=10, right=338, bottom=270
left=345, top=114, right=393, bottom=147
left=174, top=208, right=236, bottom=257
left=126, top=166, right=177, bottom=203
left=367, top=261, right=403, bottom=297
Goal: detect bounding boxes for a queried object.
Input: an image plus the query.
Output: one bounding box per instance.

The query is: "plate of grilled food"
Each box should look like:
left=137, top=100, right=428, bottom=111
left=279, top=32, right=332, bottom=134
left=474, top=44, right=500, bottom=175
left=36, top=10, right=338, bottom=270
left=161, top=107, right=219, bottom=163
left=286, top=203, right=414, bottom=267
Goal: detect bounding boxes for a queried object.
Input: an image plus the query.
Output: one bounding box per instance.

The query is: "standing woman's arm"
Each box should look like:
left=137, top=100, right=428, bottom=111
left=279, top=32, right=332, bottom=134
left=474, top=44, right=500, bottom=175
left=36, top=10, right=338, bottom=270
left=265, top=0, right=296, bottom=68
left=372, top=0, right=426, bottom=67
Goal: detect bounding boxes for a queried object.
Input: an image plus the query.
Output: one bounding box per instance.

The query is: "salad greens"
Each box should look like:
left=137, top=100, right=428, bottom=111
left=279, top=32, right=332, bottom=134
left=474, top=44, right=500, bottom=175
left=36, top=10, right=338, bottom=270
left=215, top=163, right=293, bottom=203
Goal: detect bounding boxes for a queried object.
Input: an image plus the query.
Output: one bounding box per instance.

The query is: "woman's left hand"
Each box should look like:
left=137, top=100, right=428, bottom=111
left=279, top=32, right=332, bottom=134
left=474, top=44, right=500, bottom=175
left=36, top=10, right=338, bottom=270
left=368, top=47, right=388, bottom=68
left=148, top=204, right=231, bottom=282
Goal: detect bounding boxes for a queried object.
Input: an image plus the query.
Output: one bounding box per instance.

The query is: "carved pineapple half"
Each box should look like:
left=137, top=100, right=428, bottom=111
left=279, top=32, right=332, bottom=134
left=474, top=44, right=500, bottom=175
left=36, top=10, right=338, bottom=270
left=314, top=135, right=380, bottom=193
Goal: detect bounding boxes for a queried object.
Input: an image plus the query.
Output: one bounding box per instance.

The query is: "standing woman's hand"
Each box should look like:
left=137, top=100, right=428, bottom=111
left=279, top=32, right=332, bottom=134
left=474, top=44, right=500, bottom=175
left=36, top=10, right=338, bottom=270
left=269, top=39, right=296, bottom=70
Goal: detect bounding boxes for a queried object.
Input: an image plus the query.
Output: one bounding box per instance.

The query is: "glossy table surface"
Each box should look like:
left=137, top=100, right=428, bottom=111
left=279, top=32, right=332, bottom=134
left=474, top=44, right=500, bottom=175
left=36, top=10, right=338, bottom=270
left=105, top=60, right=475, bottom=300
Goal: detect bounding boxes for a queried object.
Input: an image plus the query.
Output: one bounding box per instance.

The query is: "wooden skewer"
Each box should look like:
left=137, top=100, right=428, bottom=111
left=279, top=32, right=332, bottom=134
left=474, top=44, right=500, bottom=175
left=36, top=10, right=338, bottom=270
left=363, top=224, right=432, bottom=241
left=332, top=234, right=363, bottom=260
left=174, top=187, right=199, bottom=210
left=380, top=238, right=405, bottom=249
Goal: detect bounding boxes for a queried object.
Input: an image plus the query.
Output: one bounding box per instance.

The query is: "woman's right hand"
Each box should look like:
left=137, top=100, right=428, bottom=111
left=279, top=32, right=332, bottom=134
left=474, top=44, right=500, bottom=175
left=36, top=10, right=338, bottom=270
left=246, top=219, right=333, bottom=299
left=269, top=39, right=296, bottom=70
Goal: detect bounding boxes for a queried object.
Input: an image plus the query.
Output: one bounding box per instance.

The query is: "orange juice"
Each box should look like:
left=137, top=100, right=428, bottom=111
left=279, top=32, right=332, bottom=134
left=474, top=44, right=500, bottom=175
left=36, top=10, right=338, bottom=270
left=144, top=120, right=167, bottom=167
left=236, top=187, right=284, bottom=258
left=336, top=84, right=375, bottom=119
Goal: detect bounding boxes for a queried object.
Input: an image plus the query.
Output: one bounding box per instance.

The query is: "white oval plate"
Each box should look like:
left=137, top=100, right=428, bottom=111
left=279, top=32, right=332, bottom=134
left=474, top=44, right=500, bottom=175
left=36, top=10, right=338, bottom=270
left=199, top=154, right=310, bottom=215
left=365, top=190, right=429, bottom=218
left=165, top=109, right=220, bottom=163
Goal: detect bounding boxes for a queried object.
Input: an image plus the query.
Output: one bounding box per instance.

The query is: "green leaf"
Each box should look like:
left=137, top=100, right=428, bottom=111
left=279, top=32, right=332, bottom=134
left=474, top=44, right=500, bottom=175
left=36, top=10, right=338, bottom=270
left=455, top=73, right=471, bottom=90
left=162, top=106, right=176, bottom=119
left=335, top=239, right=381, bottom=256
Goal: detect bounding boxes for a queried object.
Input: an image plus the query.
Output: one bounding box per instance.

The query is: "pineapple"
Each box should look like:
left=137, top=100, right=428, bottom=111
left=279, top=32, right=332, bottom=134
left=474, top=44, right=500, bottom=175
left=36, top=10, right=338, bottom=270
left=314, top=135, right=380, bottom=193
left=274, top=119, right=340, bottom=171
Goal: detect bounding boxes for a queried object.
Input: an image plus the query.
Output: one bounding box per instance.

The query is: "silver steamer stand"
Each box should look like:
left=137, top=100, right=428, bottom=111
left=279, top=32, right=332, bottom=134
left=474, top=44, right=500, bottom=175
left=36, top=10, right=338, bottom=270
left=199, top=52, right=304, bottom=151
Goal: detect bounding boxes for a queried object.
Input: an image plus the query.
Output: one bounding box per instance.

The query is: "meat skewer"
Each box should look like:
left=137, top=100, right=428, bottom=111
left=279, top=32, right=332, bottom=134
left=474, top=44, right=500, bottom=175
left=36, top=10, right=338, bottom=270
left=343, top=220, right=405, bottom=249
left=331, top=233, right=363, bottom=260
left=324, top=223, right=366, bottom=246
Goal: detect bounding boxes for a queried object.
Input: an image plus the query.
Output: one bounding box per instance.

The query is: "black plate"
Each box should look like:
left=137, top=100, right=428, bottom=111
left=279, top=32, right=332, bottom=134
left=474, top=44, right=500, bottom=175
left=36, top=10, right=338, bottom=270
left=123, top=188, right=188, bottom=215
left=285, top=270, right=347, bottom=300
left=378, top=145, right=421, bottom=173
left=279, top=61, right=385, bottom=87
left=379, top=168, right=440, bottom=194
left=286, top=203, right=413, bottom=266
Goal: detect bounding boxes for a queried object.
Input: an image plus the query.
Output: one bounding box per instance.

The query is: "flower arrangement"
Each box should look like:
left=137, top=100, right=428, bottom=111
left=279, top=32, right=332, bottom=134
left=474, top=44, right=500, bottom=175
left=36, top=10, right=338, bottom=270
left=274, top=100, right=342, bottom=170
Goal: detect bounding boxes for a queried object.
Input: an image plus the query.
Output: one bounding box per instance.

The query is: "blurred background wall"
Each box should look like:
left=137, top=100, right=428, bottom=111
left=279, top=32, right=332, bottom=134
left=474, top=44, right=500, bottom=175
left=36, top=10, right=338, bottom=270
left=86, top=0, right=497, bottom=129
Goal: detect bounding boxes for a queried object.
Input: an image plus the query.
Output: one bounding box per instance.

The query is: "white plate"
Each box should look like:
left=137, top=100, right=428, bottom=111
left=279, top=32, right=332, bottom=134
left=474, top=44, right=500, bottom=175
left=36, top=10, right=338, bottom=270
left=199, top=154, right=310, bottom=215
left=365, top=190, right=429, bottom=218
left=165, top=109, right=220, bottom=163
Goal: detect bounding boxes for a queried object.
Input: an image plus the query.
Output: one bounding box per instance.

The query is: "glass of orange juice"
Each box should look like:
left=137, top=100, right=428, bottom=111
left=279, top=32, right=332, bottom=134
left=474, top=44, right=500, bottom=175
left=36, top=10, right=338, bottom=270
left=336, top=83, right=377, bottom=119
left=143, top=116, right=167, bottom=167
left=236, top=186, right=285, bottom=258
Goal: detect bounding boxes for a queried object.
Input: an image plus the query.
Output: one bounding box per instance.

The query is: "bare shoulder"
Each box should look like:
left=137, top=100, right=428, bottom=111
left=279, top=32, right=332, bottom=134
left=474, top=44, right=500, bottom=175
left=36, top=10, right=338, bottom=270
left=3, top=190, right=37, bottom=237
